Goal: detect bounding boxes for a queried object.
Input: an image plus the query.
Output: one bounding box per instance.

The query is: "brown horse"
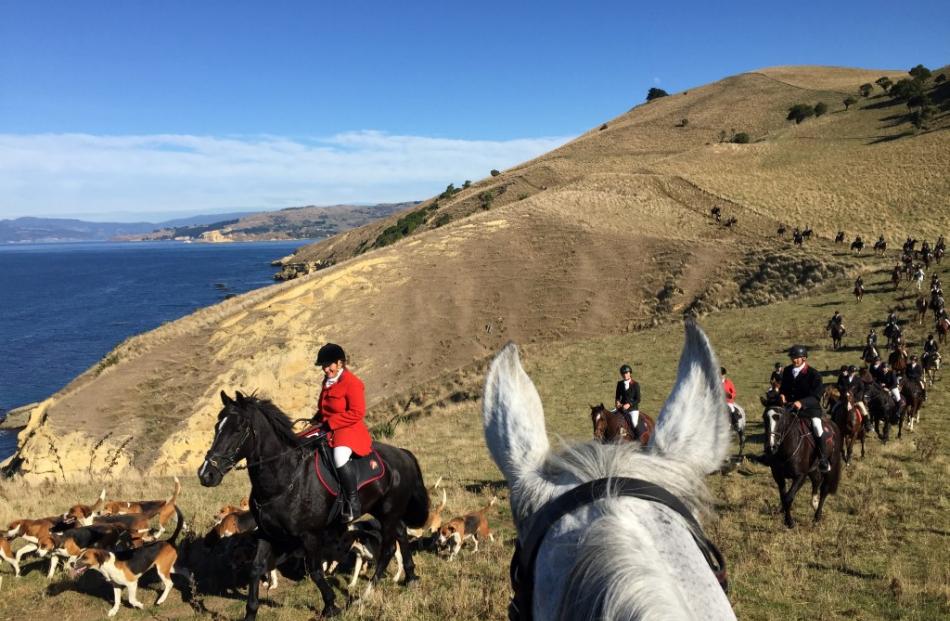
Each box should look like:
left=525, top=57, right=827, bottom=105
left=853, top=282, right=864, bottom=302
left=831, top=391, right=866, bottom=463
left=937, top=316, right=950, bottom=344
left=590, top=404, right=654, bottom=446
left=901, top=380, right=925, bottom=432
left=922, top=351, right=941, bottom=383
left=915, top=296, right=928, bottom=324
left=762, top=407, right=842, bottom=528
left=829, top=324, right=845, bottom=350
left=888, top=344, right=908, bottom=374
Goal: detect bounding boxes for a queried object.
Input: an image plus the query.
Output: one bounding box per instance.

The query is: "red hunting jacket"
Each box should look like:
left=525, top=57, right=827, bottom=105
left=722, top=378, right=736, bottom=404
left=315, top=369, right=372, bottom=456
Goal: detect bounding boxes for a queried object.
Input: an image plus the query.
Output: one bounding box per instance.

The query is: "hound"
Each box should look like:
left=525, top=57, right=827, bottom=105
left=407, top=477, right=447, bottom=538
left=213, top=497, right=249, bottom=525
left=437, top=497, right=497, bottom=560
left=65, top=489, right=107, bottom=526
left=71, top=507, right=187, bottom=617
left=100, top=477, right=182, bottom=537
left=6, top=515, right=73, bottom=577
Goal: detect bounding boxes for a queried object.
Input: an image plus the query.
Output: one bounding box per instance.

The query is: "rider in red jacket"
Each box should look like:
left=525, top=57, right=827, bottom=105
left=721, top=367, right=738, bottom=426
left=312, top=343, right=372, bottom=523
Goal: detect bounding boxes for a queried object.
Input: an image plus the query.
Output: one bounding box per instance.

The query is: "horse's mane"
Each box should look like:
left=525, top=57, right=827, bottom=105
left=243, top=394, right=302, bottom=448
left=524, top=441, right=716, bottom=620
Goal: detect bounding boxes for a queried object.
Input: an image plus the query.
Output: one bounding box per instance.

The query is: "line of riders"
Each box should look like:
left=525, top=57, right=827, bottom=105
left=846, top=233, right=946, bottom=263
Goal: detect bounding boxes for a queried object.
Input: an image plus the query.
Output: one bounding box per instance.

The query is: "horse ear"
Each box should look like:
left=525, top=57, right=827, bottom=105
left=220, top=390, right=235, bottom=406
left=651, top=320, right=731, bottom=473
left=481, top=342, right=550, bottom=489
left=235, top=391, right=247, bottom=405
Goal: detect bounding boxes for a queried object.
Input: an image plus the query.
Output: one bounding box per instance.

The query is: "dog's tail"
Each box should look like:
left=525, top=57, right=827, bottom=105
left=402, top=450, right=430, bottom=529
left=167, top=506, right=186, bottom=545
left=436, top=488, right=447, bottom=513
left=91, top=488, right=106, bottom=511
left=431, top=476, right=443, bottom=491
left=165, top=477, right=182, bottom=506
left=478, top=496, right=498, bottom=515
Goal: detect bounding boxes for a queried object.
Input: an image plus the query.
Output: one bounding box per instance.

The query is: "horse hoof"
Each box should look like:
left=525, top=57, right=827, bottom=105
left=320, top=605, right=342, bottom=618
left=403, top=574, right=420, bottom=587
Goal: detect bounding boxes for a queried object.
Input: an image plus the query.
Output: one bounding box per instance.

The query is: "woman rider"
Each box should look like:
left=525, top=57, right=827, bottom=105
left=312, top=343, right=371, bottom=523
left=615, top=364, right=641, bottom=439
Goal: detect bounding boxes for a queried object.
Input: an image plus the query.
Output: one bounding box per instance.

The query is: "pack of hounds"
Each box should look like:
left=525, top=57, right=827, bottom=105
left=0, top=475, right=497, bottom=616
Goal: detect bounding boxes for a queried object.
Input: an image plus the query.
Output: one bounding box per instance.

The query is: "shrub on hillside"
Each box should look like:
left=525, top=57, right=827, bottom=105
left=599, top=123, right=608, bottom=130
left=909, top=64, right=931, bottom=81
left=814, top=102, right=828, bottom=117
left=843, top=96, right=857, bottom=110
left=677, top=118, right=689, bottom=127
left=859, top=83, right=873, bottom=97
left=890, top=78, right=925, bottom=102
left=876, top=77, right=893, bottom=92
left=462, top=180, right=471, bottom=189
left=786, top=103, right=815, bottom=124
left=936, top=74, right=947, bottom=84
left=646, top=87, right=669, bottom=101
left=439, top=183, right=459, bottom=200
left=478, top=191, right=494, bottom=210
left=490, top=169, right=500, bottom=177
left=731, top=132, right=751, bottom=144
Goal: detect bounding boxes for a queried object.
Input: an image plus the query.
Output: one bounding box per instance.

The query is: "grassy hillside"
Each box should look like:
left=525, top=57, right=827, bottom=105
left=1, top=260, right=947, bottom=620
left=5, top=63, right=947, bottom=482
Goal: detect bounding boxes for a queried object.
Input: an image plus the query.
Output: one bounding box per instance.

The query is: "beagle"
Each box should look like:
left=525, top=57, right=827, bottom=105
left=325, top=519, right=404, bottom=588
left=71, top=507, right=187, bottom=617
left=6, top=514, right=74, bottom=577
left=437, top=497, right=497, bottom=560
left=202, top=508, right=279, bottom=590
left=65, top=489, right=107, bottom=526
left=213, top=497, right=250, bottom=525
left=99, top=477, right=182, bottom=537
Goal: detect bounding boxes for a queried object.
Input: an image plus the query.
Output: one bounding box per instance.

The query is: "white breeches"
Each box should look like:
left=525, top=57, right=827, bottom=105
left=333, top=446, right=353, bottom=468
left=811, top=417, right=824, bottom=436
left=629, top=410, right=640, bottom=428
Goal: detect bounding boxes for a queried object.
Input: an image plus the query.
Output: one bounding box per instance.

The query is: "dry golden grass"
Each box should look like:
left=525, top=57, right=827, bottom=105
left=1, top=258, right=947, bottom=620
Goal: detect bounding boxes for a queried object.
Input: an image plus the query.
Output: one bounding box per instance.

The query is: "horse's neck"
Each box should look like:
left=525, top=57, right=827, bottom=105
left=247, top=420, right=306, bottom=500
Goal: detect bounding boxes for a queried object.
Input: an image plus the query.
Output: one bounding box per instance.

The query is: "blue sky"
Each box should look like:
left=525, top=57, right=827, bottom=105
left=1, top=1, right=947, bottom=221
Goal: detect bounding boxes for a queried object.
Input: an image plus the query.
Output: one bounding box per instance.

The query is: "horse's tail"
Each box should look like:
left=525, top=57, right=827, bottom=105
left=402, top=450, right=430, bottom=529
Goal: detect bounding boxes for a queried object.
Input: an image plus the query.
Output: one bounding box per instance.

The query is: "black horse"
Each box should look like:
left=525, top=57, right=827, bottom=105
left=199, top=391, right=429, bottom=619
left=853, top=380, right=903, bottom=443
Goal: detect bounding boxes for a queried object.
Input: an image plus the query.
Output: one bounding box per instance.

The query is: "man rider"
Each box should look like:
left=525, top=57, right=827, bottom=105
left=905, top=355, right=926, bottom=400
left=866, top=328, right=877, bottom=348
left=827, top=311, right=845, bottom=333
left=835, top=365, right=851, bottom=396
left=769, top=362, right=783, bottom=387
left=870, top=356, right=886, bottom=384
left=882, top=362, right=902, bottom=409
left=615, top=364, right=642, bottom=439
left=779, top=345, right=831, bottom=473
left=924, top=334, right=939, bottom=356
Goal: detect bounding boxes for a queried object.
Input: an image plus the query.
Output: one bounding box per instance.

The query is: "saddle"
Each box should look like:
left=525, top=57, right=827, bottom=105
left=795, top=418, right=836, bottom=452
left=297, top=428, right=388, bottom=497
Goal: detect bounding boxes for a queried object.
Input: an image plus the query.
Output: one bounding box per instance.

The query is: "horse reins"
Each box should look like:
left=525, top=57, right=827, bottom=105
left=508, top=477, right=728, bottom=621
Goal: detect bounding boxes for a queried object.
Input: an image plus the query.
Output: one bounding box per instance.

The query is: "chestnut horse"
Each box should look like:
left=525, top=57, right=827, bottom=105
left=900, top=380, right=925, bottom=432
left=915, top=296, right=928, bottom=324
left=590, top=404, right=654, bottom=446
left=831, top=391, right=867, bottom=463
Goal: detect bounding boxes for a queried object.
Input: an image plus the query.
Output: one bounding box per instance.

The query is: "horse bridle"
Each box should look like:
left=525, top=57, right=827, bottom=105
left=508, top=477, right=728, bottom=621
left=202, top=413, right=316, bottom=478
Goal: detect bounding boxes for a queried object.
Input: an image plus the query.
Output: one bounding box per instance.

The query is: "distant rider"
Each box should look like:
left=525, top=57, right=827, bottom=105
left=779, top=345, right=831, bottom=473
left=615, top=364, right=642, bottom=440
left=721, top=367, right=738, bottom=427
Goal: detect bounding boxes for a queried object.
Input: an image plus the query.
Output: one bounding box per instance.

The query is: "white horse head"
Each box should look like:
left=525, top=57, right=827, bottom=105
left=482, top=320, right=736, bottom=620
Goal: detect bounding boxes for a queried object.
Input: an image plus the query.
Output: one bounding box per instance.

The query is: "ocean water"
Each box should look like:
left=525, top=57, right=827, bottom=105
left=0, top=240, right=309, bottom=461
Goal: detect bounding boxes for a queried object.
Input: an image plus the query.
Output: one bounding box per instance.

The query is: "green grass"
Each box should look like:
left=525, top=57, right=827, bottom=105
left=1, top=260, right=947, bottom=620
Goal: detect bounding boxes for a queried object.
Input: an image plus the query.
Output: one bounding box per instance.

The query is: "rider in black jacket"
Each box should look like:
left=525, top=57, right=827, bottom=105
left=779, top=345, right=831, bottom=473
left=615, top=364, right=642, bottom=439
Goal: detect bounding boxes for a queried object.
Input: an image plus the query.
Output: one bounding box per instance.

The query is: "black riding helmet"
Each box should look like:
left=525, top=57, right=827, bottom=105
left=619, top=364, right=632, bottom=374
left=315, top=343, right=346, bottom=367
left=788, top=344, right=808, bottom=359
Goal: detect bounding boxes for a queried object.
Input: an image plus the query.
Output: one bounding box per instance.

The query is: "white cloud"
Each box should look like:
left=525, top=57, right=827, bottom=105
left=0, top=131, right=571, bottom=220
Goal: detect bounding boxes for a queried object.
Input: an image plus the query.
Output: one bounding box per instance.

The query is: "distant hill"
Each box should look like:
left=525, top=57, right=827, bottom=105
left=120, top=203, right=418, bottom=245
left=0, top=212, right=255, bottom=243
left=6, top=63, right=949, bottom=481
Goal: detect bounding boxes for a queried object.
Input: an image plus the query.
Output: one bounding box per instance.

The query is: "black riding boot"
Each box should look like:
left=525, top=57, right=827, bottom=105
left=337, top=460, right=361, bottom=523
left=815, top=429, right=831, bottom=473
